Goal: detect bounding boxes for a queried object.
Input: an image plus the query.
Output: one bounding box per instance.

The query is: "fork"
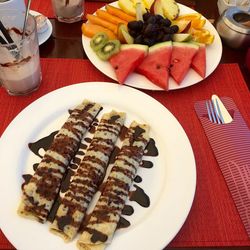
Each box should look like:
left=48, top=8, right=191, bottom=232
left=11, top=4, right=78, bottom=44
left=206, top=99, right=224, bottom=124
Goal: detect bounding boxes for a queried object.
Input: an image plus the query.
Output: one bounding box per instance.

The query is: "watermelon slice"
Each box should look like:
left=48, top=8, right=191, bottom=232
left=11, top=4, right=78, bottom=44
left=109, top=44, right=148, bottom=84
left=170, top=42, right=199, bottom=84
left=136, top=41, right=173, bottom=90
left=191, top=43, right=206, bottom=78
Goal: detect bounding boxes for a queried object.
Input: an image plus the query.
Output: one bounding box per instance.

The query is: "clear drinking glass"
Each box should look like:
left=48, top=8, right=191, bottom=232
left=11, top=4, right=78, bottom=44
left=51, top=0, right=84, bottom=23
left=0, top=9, right=42, bottom=96
left=0, top=0, right=26, bottom=12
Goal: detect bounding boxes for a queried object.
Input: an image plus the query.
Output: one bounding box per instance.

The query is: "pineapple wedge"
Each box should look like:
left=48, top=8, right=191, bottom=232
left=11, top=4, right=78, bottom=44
left=118, top=0, right=136, bottom=16
left=118, top=0, right=147, bottom=16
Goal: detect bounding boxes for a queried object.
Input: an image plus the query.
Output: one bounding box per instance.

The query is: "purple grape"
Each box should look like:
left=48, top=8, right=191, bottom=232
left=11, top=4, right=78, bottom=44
left=163, top=27, right=172, bottom=34
left=161, top=34, right=172, bottom=42
left=160, top=18, right=171, bottom=27
left=146, top=15, right=157, bottom=24
left=143, top=23, right=157, bottom=37
left=156, top=31, right=164, bottom=42
left=170, top=25, right=179, bottom=33
left=128, top=21, right=144, bottom=32
left=143, top=12, right=152, bottom=22
left=143, top=37, right=155, bottom=46
left=134, top=34, right=144, bottom=44
left=128, top=29, right=138, bottom=38
left=155, top=14, right=164, bottom=21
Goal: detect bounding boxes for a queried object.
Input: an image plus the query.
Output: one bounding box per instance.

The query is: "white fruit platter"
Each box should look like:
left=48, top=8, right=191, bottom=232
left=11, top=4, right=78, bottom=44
left=82, top=1, right=222, bottom=90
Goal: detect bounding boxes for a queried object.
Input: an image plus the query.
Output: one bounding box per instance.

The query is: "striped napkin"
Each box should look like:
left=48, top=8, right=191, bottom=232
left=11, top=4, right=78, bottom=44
left=194, top=97, right=250, bottom=238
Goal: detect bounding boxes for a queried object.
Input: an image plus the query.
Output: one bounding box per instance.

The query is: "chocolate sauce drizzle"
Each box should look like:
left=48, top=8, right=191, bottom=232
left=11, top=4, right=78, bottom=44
left=108, top=146, right=120, bottom=165
left=134, top=175, right=142, bottom=183
left=130, top=184, right=150, bottom=208
left=90, top=229, right=108, bottom=243
left=28, top=131, right=58, bottom=158
left=140, top=160, right=153, bottom=169
left=47, top=197, right=61, bottom=222
left=117, top=216, right=130, bottom=229
left=21, top=174, right=32, bottom=190
left=144, top=138, right=158, bottom=156
left=60, top=169, right=75, bottom=193
left=119, top=126, right=128, bottom=141
left=57, top=215, right=72, bottom=231
left=23, top=122, right=158, bottom=232
left=122, top=205, right=134, bottom=216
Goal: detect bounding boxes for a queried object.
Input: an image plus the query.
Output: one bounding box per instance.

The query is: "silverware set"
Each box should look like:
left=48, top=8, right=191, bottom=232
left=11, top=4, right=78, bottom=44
left=206, top=94, right=233, bottom=124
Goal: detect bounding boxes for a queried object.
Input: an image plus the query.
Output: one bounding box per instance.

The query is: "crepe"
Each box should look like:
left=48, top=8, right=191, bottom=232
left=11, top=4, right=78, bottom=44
left=18, top=100, right=102, bottom=223
left=77, top=121, right=150, bottom=250
left=50, top=110, right=126, bottom=242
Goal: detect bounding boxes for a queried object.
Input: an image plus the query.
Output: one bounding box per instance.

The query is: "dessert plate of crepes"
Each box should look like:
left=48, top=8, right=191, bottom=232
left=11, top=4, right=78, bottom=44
left=0, top=82, right=196, bottom=250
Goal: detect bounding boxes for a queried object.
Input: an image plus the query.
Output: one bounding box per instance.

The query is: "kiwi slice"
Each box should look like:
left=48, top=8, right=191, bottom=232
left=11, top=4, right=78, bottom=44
left=96, top=40, right=121, bottom=61
left=90, top=32, right=109, bottom=52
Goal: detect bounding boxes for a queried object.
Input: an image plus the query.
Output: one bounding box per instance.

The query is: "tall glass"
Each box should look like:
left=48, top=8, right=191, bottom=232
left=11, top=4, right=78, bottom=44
left=51, top=0, right=84, bottom=23
left=0, top=9, right=42, bottom=95
left=0, top=0, right=25, bottom=12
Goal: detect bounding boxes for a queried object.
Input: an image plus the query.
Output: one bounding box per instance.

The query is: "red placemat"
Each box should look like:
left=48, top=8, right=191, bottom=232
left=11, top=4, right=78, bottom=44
left=0, top=59, right=250, bottom=249
left=26, top=0, right=195, bottom=20
left=26, top=0, right=112, bottom=18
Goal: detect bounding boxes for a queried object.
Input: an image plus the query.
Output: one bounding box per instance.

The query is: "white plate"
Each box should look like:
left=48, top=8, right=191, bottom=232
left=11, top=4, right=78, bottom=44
left=0, top=82, right=196, bottom=250
left=30, top=10, right=52, bottom=46
left=82, top=2, right=222, bottom=91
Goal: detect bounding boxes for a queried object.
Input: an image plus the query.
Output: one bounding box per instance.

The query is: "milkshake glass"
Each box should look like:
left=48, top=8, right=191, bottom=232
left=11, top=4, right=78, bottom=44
left=0, top=9, right=42, bottom=95
left=0, top=0, right=26, bottom=12
left=51, top=0, right=84, bottom=23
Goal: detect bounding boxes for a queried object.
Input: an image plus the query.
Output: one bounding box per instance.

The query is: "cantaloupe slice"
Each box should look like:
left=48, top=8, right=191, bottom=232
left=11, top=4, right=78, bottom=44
left=96, top=9, right=128, bottom=25
left=105, top=4, right=136, bottom=22
left=86, top=14, right=118, bottom=34
left=81, top=23, right=117, bottom=40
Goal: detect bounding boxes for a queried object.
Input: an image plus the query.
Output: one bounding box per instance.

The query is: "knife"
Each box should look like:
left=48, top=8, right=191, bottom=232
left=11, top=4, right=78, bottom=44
left=212, top=95, right=233, bottom=124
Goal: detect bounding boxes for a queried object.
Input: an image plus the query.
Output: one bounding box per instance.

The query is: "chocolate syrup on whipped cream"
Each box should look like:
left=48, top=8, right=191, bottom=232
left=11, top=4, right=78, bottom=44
left=0, top=56, right=31, bottom=67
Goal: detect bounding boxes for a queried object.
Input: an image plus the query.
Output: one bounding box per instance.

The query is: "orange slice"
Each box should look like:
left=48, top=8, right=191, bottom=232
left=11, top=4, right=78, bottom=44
left=190, top=28, right=214, bottom=44
left=177, top=13, right=202, bottom=21
left=176, top=13, right=206, bottom=29
left=192, top=18, right=206, bottom=29
left=197, top=34, right=214, bottom=44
